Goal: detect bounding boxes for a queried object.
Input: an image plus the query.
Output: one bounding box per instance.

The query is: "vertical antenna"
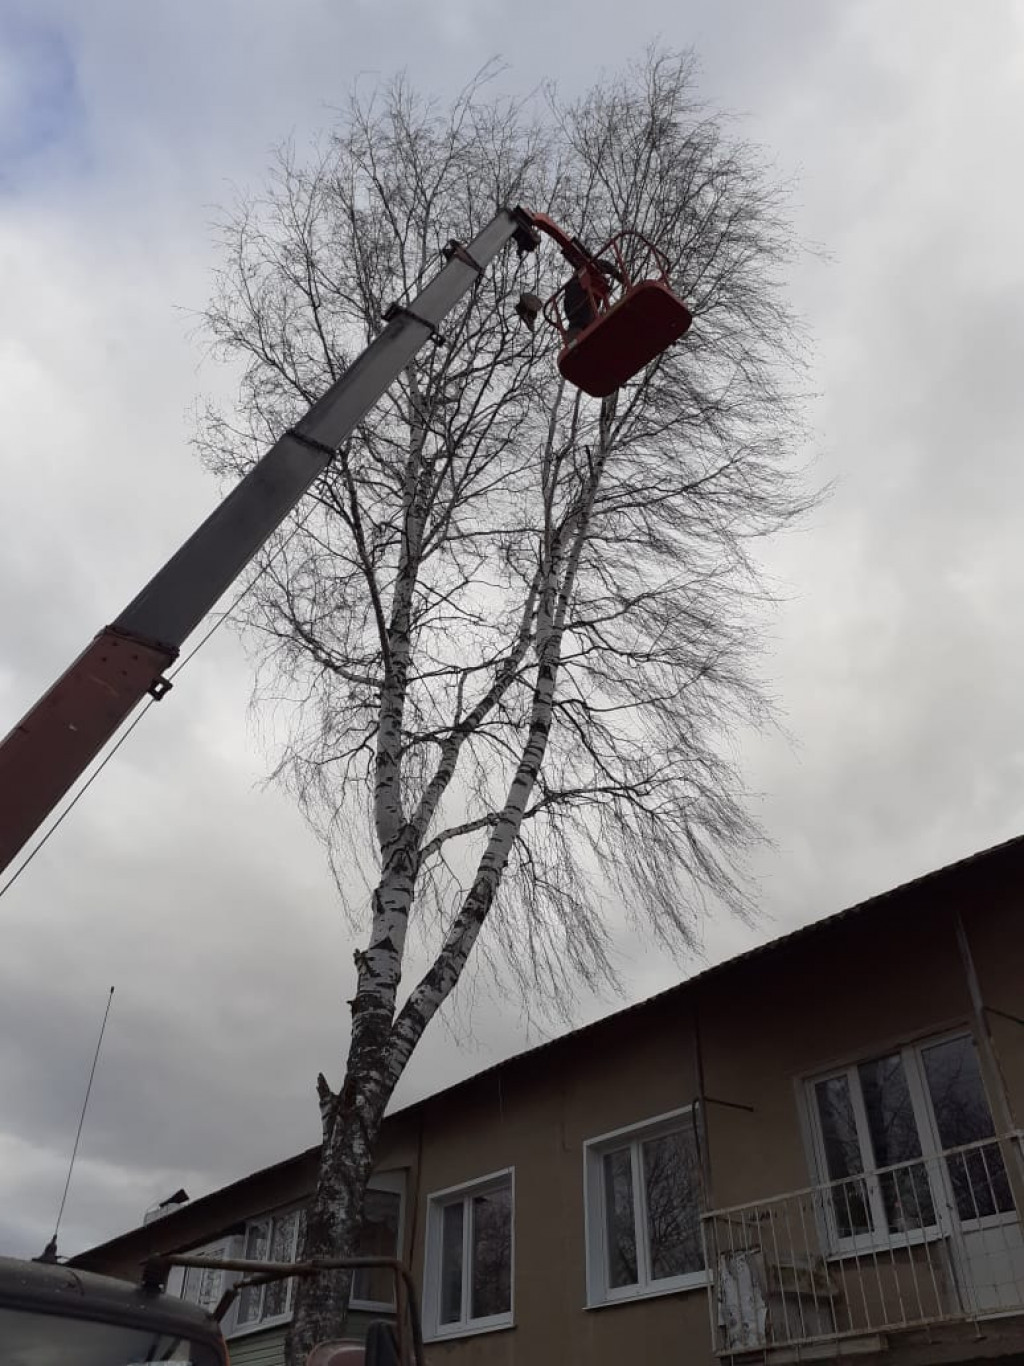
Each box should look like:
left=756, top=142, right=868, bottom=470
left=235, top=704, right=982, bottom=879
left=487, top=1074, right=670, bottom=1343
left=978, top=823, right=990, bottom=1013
left=38, top=986, right=115, bottom=1263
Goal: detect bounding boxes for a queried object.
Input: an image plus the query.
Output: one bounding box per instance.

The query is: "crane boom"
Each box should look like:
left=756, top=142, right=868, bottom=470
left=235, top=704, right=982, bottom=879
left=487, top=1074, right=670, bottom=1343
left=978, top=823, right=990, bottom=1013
left=0, top=206, right=540, bottom=877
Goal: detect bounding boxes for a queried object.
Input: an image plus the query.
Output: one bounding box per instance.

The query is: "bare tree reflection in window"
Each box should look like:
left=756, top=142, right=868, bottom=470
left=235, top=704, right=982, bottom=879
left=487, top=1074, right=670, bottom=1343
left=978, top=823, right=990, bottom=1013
left=182, top=1261, right=226, bottom=1316
left=439, top=1202, right=464, bottom=1325
left=603, top=1147, right=638, bottom=1287
left=236, top=1220, right=270, bottom=1324
left=815, top=1077, right=872, bottom=1236
left=470, top=1186, right=512, bottom=1319
left=262, top=1212, right=299, bottom=1319
left=352, top=1190, right=402, bottom=1305
left=641, top=1129, right=703, bottom=1279
left=858, top=1055, right=934, bottom=1231
left=922, top=1037, right=1013, bottom=1219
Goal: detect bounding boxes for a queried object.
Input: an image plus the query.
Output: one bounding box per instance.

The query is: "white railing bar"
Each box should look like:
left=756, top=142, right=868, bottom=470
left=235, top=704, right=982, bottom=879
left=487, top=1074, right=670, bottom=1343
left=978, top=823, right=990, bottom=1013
left=826, top=1185, right=856, bottom=1339
left=910, top=1158, right=946, bottom=1322
left=780, top=1198, right=808, bottom=1342
left=699, top=1209, right=719, bottom=1353
left=862, top=1181, right=887, bottom=1334
left=889, top=1171, right=919, bottom=1325
left=794, top=1193, right=823, bottom=1336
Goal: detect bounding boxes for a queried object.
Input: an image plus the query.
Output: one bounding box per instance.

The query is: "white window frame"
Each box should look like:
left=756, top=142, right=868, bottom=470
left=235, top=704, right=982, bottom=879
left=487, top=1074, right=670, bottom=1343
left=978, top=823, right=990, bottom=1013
left=583, top=1106, right=707, bottom=1308
left=229, top=1206, right=306, bottom=1338
left=423, top=1167, right=515, bottom=1341
left=224, top=1170, right=406, bottom=1338
left=804, top=1029, right=1013, bottom=1256
left=176, top=1235, right=244, bottom=1325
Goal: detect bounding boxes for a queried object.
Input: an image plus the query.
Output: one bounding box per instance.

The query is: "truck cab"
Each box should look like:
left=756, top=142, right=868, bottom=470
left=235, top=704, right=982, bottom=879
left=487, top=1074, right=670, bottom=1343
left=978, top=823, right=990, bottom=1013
left=0, top=1255, right=228, bottom=1365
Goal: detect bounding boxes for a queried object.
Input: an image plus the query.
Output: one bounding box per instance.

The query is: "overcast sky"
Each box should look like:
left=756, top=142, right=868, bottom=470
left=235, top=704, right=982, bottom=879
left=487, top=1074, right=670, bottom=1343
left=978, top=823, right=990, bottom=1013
left=2, top=0, right=1023, bottom=1260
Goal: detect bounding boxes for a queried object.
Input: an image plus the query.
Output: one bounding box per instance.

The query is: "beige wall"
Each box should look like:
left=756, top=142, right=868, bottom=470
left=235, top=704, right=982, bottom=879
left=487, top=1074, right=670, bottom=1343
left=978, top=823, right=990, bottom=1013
left=406, top=867, right=1024, bottom=1366
left=698, top=900, right=975, bottom=1211
left=409, top=995, right=709, bottom=1366
left=72, top=843, right=1024, bottom=1366
left=962, top=875, right=1024, bottom=1131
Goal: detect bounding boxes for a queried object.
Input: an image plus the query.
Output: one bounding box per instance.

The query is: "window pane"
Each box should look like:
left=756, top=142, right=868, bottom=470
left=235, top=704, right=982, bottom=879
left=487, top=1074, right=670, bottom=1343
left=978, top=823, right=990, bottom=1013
left=439, top=1201, right=464, bottom=1325
left=859, top=1054, right=923, bottom=1162
left=470, top=1185, right=512, bottom=1319
left=352, top=1189, right=402, bottom=1305
left=288, top=1208, right=307, bottom=1312
left=922, top=1036, right=1014, bottom=1218
left=183, top=1262, right=224, bottom=1314
left=262, top=1212, right=299, bottom=1319
left=859, top=1054, right=935, bottom=1231
left=603, top=1147, right=638, bottom=1288
left=237, top=1221, right=270, bottom=1324
left=641, top=1128, right=703, bottom=1279
left=815, top=1076, right=872, bottom=1236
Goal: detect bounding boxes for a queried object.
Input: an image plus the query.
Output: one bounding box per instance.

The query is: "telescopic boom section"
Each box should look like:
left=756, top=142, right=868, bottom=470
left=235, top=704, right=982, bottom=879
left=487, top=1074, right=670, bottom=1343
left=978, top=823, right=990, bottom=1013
left=0, top=207, right=540, bottom=877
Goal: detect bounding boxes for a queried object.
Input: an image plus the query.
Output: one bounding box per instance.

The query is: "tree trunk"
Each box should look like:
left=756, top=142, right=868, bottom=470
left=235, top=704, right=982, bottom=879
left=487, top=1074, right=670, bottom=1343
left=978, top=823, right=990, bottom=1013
left=286, top=1067, right=392, bottom=1360
left=287, top=784, right=419, bottom=1360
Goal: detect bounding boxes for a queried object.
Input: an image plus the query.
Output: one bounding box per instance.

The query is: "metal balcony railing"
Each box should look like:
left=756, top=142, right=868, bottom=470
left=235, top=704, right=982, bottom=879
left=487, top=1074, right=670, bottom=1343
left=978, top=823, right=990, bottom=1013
left=702, top=1133, right=1024, bottom=1356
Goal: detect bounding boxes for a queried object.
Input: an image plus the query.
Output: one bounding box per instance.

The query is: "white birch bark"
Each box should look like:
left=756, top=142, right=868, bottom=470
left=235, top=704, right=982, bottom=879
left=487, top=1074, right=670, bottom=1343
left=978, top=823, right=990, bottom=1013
left=388, top=410, right=613, bottom=1082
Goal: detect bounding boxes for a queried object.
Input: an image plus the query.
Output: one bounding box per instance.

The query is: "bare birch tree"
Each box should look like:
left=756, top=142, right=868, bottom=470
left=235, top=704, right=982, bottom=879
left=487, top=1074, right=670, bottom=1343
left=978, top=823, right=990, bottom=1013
left=196, top=50, right=813, bottom=1358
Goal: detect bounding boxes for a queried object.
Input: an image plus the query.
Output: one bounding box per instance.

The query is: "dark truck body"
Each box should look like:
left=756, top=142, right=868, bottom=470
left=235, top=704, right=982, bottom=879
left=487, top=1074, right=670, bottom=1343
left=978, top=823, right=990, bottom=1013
left=0, top=1253, right=227, bottom=1364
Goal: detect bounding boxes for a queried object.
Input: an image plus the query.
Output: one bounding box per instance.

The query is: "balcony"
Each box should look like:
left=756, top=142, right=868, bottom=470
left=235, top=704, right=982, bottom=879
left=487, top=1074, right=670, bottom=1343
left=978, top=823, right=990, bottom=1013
left=703, top=1133, right=1024, bottom=1359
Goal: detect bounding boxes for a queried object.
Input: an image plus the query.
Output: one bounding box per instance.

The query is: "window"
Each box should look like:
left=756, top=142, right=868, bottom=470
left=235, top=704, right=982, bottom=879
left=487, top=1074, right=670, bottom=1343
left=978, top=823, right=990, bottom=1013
left=178, top=1173, right=405, bottom=1337
left=178, top=1238, right=240, bottom=1314
left=424, top=1170, right=514, bottom=1339
left=807, top=1032, right=1014, bottom=1250
left=351, top=1173, right=405, bottom=1311
left=584, top=1108, right=705, bottom=1306
left=235, top=1208, right=306, bottom=1329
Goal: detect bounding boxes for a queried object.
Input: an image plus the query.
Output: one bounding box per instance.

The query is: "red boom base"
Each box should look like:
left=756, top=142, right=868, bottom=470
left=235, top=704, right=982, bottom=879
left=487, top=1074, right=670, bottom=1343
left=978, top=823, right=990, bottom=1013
left=0, top=627, right=177, bottom=876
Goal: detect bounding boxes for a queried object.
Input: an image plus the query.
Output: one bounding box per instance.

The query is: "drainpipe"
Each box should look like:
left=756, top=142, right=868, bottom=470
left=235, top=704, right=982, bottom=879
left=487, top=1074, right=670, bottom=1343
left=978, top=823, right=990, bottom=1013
left=692, top=999, right=715, bottom=1211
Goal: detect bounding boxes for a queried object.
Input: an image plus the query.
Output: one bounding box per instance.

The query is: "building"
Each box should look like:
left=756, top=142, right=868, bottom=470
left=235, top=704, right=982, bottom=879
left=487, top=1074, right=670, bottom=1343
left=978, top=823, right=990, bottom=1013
left=72, top=835, right=1024, bottom=1365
